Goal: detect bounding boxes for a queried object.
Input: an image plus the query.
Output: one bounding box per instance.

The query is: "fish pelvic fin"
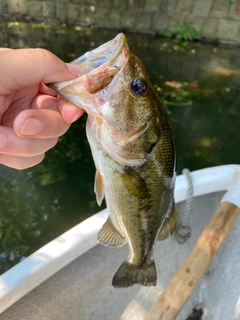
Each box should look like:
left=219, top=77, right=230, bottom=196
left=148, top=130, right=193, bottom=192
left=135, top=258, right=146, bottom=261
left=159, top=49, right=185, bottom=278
left=94, top=170, right=105, bottom=206
left=98, top=217, right=126, bottom=247
left=158, top=207, right=178, bottom=241
left=112, top=261, right=157, bottom=288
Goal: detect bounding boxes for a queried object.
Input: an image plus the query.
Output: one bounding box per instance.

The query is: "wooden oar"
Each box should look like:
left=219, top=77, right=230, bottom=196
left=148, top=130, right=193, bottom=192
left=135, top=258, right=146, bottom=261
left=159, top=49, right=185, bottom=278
left=147, top=201, right=240, bottom=320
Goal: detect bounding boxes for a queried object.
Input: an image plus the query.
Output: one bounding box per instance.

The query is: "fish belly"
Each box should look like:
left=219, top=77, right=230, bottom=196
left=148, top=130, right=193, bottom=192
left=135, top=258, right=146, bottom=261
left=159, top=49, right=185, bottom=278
left=86, top=117, right=176, bottom=287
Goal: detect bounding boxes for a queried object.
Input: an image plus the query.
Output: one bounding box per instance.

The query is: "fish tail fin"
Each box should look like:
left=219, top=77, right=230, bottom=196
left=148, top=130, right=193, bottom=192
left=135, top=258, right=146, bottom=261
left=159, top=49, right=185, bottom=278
left=112, top=260, right=157, bottom=288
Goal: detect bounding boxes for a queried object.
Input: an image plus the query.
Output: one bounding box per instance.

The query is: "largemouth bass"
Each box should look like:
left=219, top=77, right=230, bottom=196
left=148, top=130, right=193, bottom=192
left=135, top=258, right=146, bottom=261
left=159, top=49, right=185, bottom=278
left=49, top=33, right=177, bottom=288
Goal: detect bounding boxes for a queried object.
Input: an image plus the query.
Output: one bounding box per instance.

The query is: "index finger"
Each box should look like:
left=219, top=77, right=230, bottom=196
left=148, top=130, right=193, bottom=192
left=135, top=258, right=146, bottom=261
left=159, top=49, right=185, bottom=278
left=0, top=48, right=12, bottom=52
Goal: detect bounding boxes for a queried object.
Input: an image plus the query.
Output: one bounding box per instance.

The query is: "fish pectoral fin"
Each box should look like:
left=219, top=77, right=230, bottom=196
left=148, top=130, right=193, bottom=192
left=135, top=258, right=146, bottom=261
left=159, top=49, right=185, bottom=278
left=112, top=261, right=157, bottom=288
left=98, top=217, right=126, bottom=247
left=94, top=170, right=105, bottom=206
left=158, top=207, right=178, bottom=241
left=120, top=167, right=149, bottom=199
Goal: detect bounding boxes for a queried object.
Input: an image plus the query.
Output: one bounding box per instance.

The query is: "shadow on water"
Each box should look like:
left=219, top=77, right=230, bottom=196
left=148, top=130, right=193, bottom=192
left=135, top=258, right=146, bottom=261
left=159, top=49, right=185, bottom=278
left=0, top=22, right=239, bottom=273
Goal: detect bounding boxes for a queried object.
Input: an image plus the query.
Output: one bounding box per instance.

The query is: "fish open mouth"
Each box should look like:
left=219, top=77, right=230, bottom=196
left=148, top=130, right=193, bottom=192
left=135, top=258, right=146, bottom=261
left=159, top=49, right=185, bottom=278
left=71, top=33, right=128, bottom=75
left=48, top=33, right=129, bottom=114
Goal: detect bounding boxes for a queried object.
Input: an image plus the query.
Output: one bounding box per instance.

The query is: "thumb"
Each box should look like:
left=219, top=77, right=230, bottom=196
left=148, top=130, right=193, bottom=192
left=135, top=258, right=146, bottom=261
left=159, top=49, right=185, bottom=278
left=0, top=48, right=80, bottom=94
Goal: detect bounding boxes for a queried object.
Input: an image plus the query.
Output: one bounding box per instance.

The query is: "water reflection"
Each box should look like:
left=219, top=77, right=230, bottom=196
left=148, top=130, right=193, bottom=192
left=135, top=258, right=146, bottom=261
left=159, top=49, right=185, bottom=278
left=0, top=22, right=239, bottom=273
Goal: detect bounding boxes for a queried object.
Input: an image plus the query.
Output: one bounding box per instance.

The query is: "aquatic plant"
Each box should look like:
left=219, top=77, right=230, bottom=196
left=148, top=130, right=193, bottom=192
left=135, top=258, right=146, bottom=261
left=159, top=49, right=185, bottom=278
left=176, top=22, right=200, bottom=41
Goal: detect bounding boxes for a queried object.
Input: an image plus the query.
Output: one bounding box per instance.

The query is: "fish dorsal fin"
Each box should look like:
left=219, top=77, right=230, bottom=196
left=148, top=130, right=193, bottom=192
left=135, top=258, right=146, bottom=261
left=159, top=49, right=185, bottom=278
left=94, top=170, right=105, bottom=206
left=158, top=207, right=178, bottom=241
left=98, top=217, right=126, bottom=247
left=120, top=167, right=149, bottom=199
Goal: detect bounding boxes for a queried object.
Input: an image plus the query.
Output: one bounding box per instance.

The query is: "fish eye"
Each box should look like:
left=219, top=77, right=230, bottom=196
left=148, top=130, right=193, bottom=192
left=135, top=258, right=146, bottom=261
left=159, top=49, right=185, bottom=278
left=131, top=79, right=147, bottom=96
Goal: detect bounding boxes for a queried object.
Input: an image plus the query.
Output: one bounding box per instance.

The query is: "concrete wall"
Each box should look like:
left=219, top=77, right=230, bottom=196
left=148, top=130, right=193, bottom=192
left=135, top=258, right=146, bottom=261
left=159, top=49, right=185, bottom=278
left=1, top=0, right=240, bottom=45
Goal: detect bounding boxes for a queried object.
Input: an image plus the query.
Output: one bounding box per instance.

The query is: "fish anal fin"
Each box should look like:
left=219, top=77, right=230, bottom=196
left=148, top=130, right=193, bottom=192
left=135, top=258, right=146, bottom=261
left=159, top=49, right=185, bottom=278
left=120, top=166, right=149, bottom=199
left=158, top=207, right=178, bottom=241
left=112, top=261, right=157, bottom=288
left=94, top=170, right=105, bottom=206
left=98, top=217, right=126, bottom=247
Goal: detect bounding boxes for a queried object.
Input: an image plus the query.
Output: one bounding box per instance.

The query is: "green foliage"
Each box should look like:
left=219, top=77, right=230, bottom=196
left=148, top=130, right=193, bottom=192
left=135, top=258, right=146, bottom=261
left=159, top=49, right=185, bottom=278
left=176, top=22, right=201, bottom=41
left=157, top=30, right=172, bottom=38
left=226, top=16, right=236, bottom=21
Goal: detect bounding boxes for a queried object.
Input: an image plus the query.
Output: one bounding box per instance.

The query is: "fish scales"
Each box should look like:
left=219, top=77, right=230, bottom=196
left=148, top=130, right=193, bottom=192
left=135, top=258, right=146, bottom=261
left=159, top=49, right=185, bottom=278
left=48, top=33, right=177, bottom=288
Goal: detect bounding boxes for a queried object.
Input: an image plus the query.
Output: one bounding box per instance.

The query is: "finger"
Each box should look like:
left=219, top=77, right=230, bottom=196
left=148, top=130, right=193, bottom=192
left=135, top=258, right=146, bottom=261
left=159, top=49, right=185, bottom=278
left=0, top=48, right=12, bottom=52
left=58, top=98, right=84, bottom=123
left=0, top=153, right=45, bottom=170
left=10, top=94, right=70, bottom=138
left=30, top=93, right=58, bottom=111
left=14, top=108, right=71, bottom=138
left=66, top=63, right=83, bottom=77
left=2, top=92, right=66, bottom=131
left=0, top=126, right=58, bottom=157
left=30, top=93, right=84, bottom=125
left=0, top=48, right=81, bottom=94
left=39, top=83, right=57, bottom=96
left=2, top=86, right=40, bottom=127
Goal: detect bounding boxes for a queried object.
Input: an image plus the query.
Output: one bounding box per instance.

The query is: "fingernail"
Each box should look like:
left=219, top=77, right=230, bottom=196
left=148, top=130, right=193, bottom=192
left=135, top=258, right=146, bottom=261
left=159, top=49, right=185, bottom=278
left=0, top=132, right=7, bottom=148
left=21, top=118, right=43, bottom=136
left=66, top=63, right=83, bottom=77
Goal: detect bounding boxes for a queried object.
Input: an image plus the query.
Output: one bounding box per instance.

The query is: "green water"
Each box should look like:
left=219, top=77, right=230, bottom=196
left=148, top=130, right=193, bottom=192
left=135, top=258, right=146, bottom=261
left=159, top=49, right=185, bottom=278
left=0, top=22, right=239, bottom=274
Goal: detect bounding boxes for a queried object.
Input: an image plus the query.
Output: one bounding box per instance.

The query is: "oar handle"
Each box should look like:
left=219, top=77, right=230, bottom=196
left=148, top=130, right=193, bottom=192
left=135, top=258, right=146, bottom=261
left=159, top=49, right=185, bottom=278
left=147, top=202, right=240, bottom=320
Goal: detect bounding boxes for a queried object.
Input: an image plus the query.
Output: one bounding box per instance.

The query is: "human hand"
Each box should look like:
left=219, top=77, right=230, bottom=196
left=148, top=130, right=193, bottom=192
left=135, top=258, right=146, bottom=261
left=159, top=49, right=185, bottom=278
left=0, top=48, right=84, bottom=169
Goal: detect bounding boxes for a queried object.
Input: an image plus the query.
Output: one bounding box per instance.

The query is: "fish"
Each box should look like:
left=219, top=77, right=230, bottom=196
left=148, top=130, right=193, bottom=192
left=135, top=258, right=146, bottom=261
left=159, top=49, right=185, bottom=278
left=48, top=33, right=177, bottom=288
